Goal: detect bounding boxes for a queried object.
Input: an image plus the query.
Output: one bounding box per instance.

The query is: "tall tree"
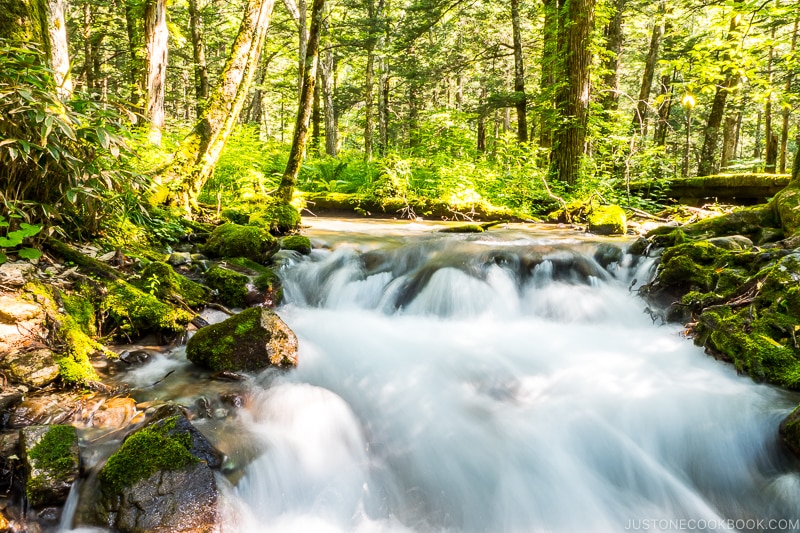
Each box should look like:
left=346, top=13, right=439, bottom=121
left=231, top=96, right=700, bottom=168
left=550, top=0, right=595, bottom=186
left=538, top=0, right=558, bottom=150
left=632, top=3, right=665, bottom=135
left=144, top=0, right=169, bottom=145
left=46, top=0, right=72, bottom=99
left=320, top=8, right=337, bottom=156
left=277, top=0, right=325, bottom=202
left=364, top=0, right=386, bottom=159
left=511, top=0, right=527, bottom=142
left=779, top=15, right=797, bottom=173
left=160, top=0, right=278, bottom=210
left=188, top=0, right=209, bottom=117
left=599, top=0, right=625, bottom=111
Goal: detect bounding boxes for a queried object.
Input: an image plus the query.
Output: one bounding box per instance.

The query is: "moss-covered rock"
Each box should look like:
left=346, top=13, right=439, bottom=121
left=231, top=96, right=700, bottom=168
left=647, top=205, right=780, bottom=244
left=186, top=307, right=298, bottom=372
left=102, top=280, right=193, bottom=338
left=587, top=205, right=627, bottom=235
left=95, top=405, right=222, bottom=532
left=773, top=182, right=800, bottom=236
left=248, top=197, right=302, bottom=236
left=780, top=405, right=800, bottom=457
left=0, top=348, right=60, bottom=388
left=203, top=223, right=279, bottom=263
left=134, top=261, right=210, bottom=308
left=279, top=235, right=312, bottom=255
left=61, top=291, right=97, bottom=337
left=205, top=266, right=249, bottom=308
left=21, top=425, right=79, bottom=508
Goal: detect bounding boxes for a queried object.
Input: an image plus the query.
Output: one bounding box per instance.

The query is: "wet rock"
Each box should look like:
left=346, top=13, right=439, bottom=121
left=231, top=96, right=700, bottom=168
left=627, top=236, right=649, bottom=256
left=190, top=253, right=208, bottom=263
left=780, top=405, right=800, bottom=457
left=279, top=235, right=312, bottom=255
left=187, top=307, right=298, bottom=372
left=8, top=393, right=78, bottom=428
left=94, top=405, right=222, bottom=533
left=88, top=397, right=139, bottom=430
left=706, top=235, right=754, bottom=250
left=593, top=243, right=624, bottom=268
left=20, top=425, right=80, bottom=507
left=0, top=349, right=60, bottom=388
left=0, top=262, right=35, bottom=284
left=0, top=296, right=42, bottom=324
left=205, top=266, right=248, bottom=309
left=587, top=205, right=627, bottom=235
left=0, top=391, right=24, bottom=416
left=167, top=252, right=192, bottom=266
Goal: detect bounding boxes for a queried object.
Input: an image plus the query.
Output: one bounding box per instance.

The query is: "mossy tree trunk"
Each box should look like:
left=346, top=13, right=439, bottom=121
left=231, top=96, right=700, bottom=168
left=159, top=0, right=277, bottom=211
left=276, top=0, right=325, bottom=203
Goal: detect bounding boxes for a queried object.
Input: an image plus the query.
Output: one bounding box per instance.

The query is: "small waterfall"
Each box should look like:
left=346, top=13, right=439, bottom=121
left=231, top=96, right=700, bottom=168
left=222, top=221, right=800, bottom=532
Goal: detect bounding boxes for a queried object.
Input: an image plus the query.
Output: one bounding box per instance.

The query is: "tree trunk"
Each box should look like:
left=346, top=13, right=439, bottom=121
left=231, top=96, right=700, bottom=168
left=276, top=0, right=325, bottom=202
left=124, top=0, right=143, bottom=109
left=697, top=7, right=742, bottom=177
left=161, top=0, right=278, bottom=210
left=312, top=72, right=321, bottom=152
left=538, top=0, right=558, bottom=150
left=511, top=0, right=527, bottom=142
left=632, top=5, right=664, bottom=135
left=46, top=0, right=72, bottom=99
left=144, top=0, right=169, bottom=145
left=189, top=0, right=210, bottom=117
left=283, top=0, right=308, bottom=97
left=764, top=22, right=777, bottom=173
left=550, top=0, right=595, bottom=186
left=720, top=110, right=738, bottom=169
left=378, top=55, right=390, bottom=155
left=83, top=1, right=93, bottom=91
left=477, top=87, right=487, bottom=153
left=599, top=0, right=625, bottom=110
left=780, top=17, right=798, bottom=173
left=320, top=11, right=337, bottom=156
left=363, top=0, right=385, bottom=160
left=653, top=69, right=674, bottom=146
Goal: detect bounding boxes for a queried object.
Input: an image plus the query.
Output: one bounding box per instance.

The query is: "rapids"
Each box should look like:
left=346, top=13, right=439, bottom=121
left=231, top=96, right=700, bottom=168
left=72, top=220, right=800, bottom=533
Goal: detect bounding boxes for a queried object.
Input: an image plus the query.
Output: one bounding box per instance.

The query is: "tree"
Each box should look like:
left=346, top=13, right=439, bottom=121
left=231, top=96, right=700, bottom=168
left=511, top=0, right=527, bottom=143
left=188, top=0, right=209, bottom=117
left=144, top=0, right=169, bottom=145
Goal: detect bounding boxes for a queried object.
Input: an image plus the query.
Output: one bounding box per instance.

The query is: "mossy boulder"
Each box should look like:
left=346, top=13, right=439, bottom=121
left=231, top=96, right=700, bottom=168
left=205, top=266, right=249, bottom=308
left=773, top=182, right=800, bottom=236
left=647, top=205, right=780, bottom=244
left=279, top=235, right=312, bottom=255
left=102, top=280, right=193, bottom=339
left=203, top=223, right=279, bottom=263
left=248, top=197, right=302, bottom=235
left=95, top=405, right=222, bottom=532
left=780, top=405, right=800, bottom=457
left=0, top=348, right=60, bottom=388
left=186, top=307, right=298, bottom=372
left=587, top=205, right=627, bottom=235
left=21, top=425, right=80, bottom=508
left=134, top=261, right=210, bottom=308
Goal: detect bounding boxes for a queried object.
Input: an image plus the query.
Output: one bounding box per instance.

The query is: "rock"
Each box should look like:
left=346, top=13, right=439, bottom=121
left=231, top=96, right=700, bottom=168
left=706, top=235, right=754, bottom=250
left=780, top=405, right=800, bottom=457
left=95, top=405, right=222, bottom=533
left=186, top=307, right=298, bottom=372
left=774, top=182, right=800, bottom=236
left=20, top=425, right=80, bottom=507
left=593, top=243, right=624, bottom=268
left=134, top=261, right=210, bottom=308
left=279, top=235, right=312, bottom=255
left=8, top=393, right=79, bottom=428
left=587, top=206, right=627, bottom=235
left=166, top=252, right=192, bottom=266
left=203, top=223, right=279, bottom=263
left=0, top=296, right=42, bottom=324
left=0, top=348, right=60, bottom=388
left=205, top=266, right=249, bottom=308
left=190, top=253, right=208, bottom=263
left=102, top=279, right=193, bottom=339
left=0, top=262, right=35, bottom=283
left=88, top=397, right=138, bottom=429
left=627, top=236, right=649, bottom=256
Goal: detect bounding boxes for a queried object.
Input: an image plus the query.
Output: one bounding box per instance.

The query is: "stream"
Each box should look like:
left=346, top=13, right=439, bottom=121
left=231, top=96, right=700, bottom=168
left=73, top=220, right=800, bottom=532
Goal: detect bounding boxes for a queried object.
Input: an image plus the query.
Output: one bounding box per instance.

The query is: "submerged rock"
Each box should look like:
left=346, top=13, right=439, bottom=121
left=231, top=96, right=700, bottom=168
left=186, top=307, right=298, bottom=372
left=94, top=405, right=222, bottom=533
left=21, top=425, right=80, bottom=508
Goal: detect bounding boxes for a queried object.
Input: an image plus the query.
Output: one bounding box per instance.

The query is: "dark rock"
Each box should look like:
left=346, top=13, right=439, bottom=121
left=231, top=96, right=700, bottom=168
left=593, top=243, right=625, bottom=268
left=20, top=425, right=80, bottom=508
left=186, top=307, right=298, bottom=372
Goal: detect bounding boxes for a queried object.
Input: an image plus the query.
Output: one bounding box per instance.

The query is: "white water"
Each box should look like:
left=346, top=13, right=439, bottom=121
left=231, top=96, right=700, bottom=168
left=219, top=221, right=800, bottom=533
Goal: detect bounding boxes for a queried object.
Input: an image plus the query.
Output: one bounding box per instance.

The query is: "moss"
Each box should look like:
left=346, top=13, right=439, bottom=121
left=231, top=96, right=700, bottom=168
left=657, top=241, right=746, bottom=293
left=203, top=223, right=278, bottom=263
left=25, top=425, right=79, bottom=507
left=102, top=280, right=193, bottom=338
left=220, top=207, right=250, bottom=225
left=135, top=261, right=210, bottom=308
left=247, top=196, right=302, bottom=235
left=279, top=235, right=312, bottom=255
left=205, top=266, right=249, bottom=308
left=587, top=205, right=627, bottom=235
left=98, top=416, right=197, bottom=494
left=773, top=182, right=800, bottom=236
left=225, top=256, right=271, bottom=274
left=61, top=292, right=97, bottom=337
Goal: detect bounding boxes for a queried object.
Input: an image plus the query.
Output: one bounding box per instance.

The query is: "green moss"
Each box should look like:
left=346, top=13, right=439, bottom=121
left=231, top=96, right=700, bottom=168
left=27, top=425, right=77, bottom=480
left=98, top=416, right=197, bottom=494
left=205, top=266, right=249, bottom=308
left=135, top=261, right=210, bottom=308
left=279, top=235, right=312, bottom=255
left=102, top=280, right=193, bottom=338
left=226, top=256, right=271, bottom=274
left=247, top=196, right=301, bottom=235
left=587, top=205, right=627, bottom=235
left=203, top=223, right=278, bottom=263
left=773, top=182, right=800, bottom=236
left=220, top=207, right=251, bottom=225
left=62, top=292, right=97, bottom=337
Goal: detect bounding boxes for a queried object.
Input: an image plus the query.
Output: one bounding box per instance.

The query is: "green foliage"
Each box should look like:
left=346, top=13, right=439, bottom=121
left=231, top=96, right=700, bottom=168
left=0, top=214, right=42, bottom=264
left=0, top=41, right=147, bottom=235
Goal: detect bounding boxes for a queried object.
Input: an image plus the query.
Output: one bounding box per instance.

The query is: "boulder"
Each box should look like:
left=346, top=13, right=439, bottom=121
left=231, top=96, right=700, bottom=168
left=21, top=425, right=80, bottom=507
left=0, top=348, right=60, bottom=388
left=587, top=206, right=627, bottom=235
left=279, top=235, right=312, bottom=255
left=95, top=405, right=223, bottom=533
left=773, top=182, right=800, bottom=236
left=204, top=266, right=249, bottom=308
left=0, top=296, right=42, bottom=323
left=135, top=261, right=210, bottom=308
left=203, top=223, right=278, bottom=263
left=780, top=405, right=800, bottom=457
left=187, top=307, right=298, bottom=372
left=166, top=252, right=192, bottom=266
left=706, top=235, right=754, bottom=250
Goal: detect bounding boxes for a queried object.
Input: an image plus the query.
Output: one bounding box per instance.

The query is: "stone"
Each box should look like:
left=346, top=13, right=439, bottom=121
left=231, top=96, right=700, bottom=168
left=8, top=393, right=79, bottom=428
left=706, top=235, right=754, bottom=250
left=94, top=405, right=223, bottom=533
left=279, top=235, right=312, bottom=255
left=166, top=252, right=192, bottom=266
left=0, top=262, right=35, bottom=283
left=587, top=205, right=627, bottom=235
left=186, top=307, right=298, bottom=372
left=0, top=349, right=60, bottom=388
left=20, top=425, right=80, bottom=507
left=0, top=296, right=42, bottom=323
left=204, top=266, right=249, bottom=309
left=88, top=397, right=138, bottom=429
left=202, top=223, right=279, bottom=263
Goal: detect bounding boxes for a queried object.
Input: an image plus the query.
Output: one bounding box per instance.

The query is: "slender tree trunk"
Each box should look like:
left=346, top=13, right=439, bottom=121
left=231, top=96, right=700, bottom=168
left=477, top=86, right=487, bottom=153
left=764, top=23, right=777, bottom=173
left=632, top=5, right=664, bottom=135
left=144, top=0, right=169, bottom=145
left=511, top=0, right=527, bottom=142
left=320, top=11, right=337, bottom=156
left=83, top=2, right=93, bottom=91
left=550, top=0, right=595, bottom=186
left=697, top=6, right=742, bottom=177
left=653, top=69, right=675, bottom=146
left=720, top=110, right=738, bottom=169
left=780, top=17, right=798, bottom=173
left=312, top=72, right=321, bottom=152
left=753, top=109, right=762, bottom=159
left=277, top=0, right=325, bottom=202
left=538, top=0, right=558, bottom=150
left=161, top=0, right=278, bottom=210
left=600, top=0, right=625, bottom=110
left=124, top=0, right=143, bottom=109
left=45, top=0, right=72, bottom=99
left=282, top=0, right=308, bottom=97
left=189, top=0, right=210, bottom=117
left=378, top=55, right=390, bottom=155
left=364, top=0, right=385, bottom=160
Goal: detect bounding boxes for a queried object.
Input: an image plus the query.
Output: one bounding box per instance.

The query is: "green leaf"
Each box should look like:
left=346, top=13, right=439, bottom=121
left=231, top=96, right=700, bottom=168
left=17, top=248, right=42, bottom=260
left=0, top=236, right=21, bottom=247
left=17, top=223, right=42, bottom=238
left=97, top=128, right=110, bottom=149
left=0, top=252, right=6, bottom=265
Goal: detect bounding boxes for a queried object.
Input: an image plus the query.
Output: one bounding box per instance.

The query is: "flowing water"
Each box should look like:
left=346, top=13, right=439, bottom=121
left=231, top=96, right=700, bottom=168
left=77, top=220, right=800, bottom=532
